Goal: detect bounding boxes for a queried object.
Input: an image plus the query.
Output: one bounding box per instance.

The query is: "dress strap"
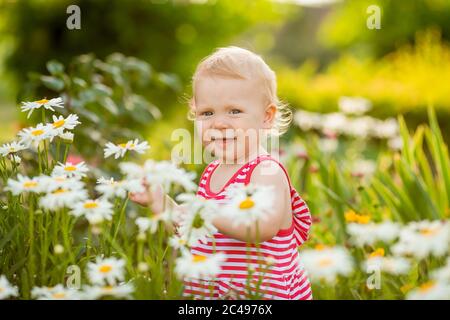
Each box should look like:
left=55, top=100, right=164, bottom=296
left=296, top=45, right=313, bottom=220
left=243, top=154, right=292, bottom=188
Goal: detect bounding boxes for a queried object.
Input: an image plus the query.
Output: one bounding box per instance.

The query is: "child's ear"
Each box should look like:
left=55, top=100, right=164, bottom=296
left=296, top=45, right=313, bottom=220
left=188, top=98, right=196, bottom=120
left=263, top=103, right=277, bottom=128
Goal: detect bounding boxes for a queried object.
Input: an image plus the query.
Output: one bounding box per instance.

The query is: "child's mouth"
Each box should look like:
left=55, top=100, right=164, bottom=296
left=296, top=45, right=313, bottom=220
left=211, top=137, right=236, bottom=147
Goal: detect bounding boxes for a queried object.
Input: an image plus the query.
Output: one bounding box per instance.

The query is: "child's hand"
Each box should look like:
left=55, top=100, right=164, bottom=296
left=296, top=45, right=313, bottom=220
left=130, top=179, right=165, bottom=215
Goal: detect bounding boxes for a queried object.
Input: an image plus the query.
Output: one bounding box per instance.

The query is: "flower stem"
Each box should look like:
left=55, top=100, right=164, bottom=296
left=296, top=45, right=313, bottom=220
left=28, top=194, right=35, bottom=287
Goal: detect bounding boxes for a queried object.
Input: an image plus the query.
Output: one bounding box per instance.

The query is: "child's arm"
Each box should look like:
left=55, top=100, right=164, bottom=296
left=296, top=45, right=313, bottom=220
left=212, top=161, right=291, bottom=243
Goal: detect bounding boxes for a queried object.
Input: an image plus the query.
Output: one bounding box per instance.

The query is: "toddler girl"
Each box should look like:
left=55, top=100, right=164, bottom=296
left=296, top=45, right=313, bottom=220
left=131, top=46, right=312, bottom=300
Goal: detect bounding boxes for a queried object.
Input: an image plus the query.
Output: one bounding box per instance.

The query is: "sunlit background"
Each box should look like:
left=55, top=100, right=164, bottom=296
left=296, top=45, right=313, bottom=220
left=1, top=0, right=450, bottom=300
left=1, top=0, right=450, bottom=147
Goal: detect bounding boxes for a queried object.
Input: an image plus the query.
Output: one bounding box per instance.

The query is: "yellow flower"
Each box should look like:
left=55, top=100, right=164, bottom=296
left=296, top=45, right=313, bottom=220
left=400, top=283, right=413, bottom=294
left=315, top=244, right=327, bottom=251
left=344, top=210, right=371, bottom=224
left=369, top=248, right=385, bottom=258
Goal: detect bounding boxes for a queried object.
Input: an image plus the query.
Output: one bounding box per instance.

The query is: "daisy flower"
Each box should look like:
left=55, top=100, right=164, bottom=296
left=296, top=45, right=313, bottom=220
left=119, top=162, right=145, bottom=179
left=95, top=176, right=144, bottom=199
left=406, top=281, right=450, bottom=300
left=169, top=235, right=188, bottom=250
left=125, top=139, right=149, bottom=154
left=0, top=141, right=27, bottom=157
left=81, top=283, right=134, bottom=300
left=38, top=175, right=85, bottom=193
left=135, top=216, right=162, bottom=235
left=372, top=118, right=399, bottom=139
left=59, top=131, right=74, bottom=143
left=342, top=116, right=376, bottom=139
left=176, top=193, right=218, bottom=246
left=347, top=221, right=400, bottom=246
left=87, top=257, right=126, bottom=285
left=70, top=198, right=113, bottom=225
left=17, top=123, right=55, bottom=147
left=338, top=96, right=372, bottom=115
left=104, top=139, right=150, bottom=159
left=119, top=160, right=197, bottom=193
left=20, top=97, right=64, bottom=118
left=31, top=284, right=80, bottom=300
left=392, top=220, right=450, bottom=259
left=175, top=250, right=226, bottom=280
left=143, top=160, right=197, bottom=192
left=294, top=110, right=323, bottom=131
left=6, top=174, right=43, bottom=195
left=39, top=187, right=88, bottom=211
left=363, top=249, right=411, bottom=275
left=50, top=114, right=80, bottom=135
left=52, top=161, right=89, bottom=178
left=351, top=159, right=376, bottom=178
left=299, top=245, right=354, bottom=283
left=0, top=275, right=18, bottom=300
left=220, top=183, right=275, bottom=228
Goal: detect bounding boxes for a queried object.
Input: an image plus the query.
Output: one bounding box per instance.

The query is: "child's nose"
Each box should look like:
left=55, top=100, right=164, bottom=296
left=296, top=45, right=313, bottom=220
left=212, top=116, right=231, bottom=129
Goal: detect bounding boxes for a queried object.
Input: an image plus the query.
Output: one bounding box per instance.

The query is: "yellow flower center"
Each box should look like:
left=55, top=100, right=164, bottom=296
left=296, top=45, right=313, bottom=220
left=419, top=281, right=435, bottom=293
left=357, top=215, right=371, bottom=224
left=99, top=265, right=112, bottom=273
left=52, top=189, right=67, bottom=194
left=315, top=244, right=326, bottom=251
left=318, top=257, right=333, bottom=267
left=84, top=202, right=98, bottom=209
left=53, top=119, right=65, bottom=128
left=239, top=197, right=255, bottom=210
left=64, top=166, right=77, bottom=171
left=369, top=248, right=385, bottom=258
left=192, top=255, right=207, bottom=263
left=102, top=286, right=113, bottom=292
left=35, top=98, right=49, bottom=105
left=23, top=181, right=38, bottom=188
left=31, top=129, right=44, bottom=136
left=119, top=143, right=127, bottom=148
left=344, top=210, right=357, bottom=222
left=420, top=228, right=439, bottom=237
left=52, top=292, right=66, bottom=299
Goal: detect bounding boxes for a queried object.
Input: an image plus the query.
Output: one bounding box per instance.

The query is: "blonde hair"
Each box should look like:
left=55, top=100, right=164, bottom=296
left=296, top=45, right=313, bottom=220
left=189, top=46, right=292, bottom=136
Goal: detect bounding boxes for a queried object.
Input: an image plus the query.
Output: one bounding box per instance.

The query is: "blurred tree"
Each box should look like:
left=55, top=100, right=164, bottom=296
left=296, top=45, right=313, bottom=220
left=1, top=0, right=289, bottom=104
left=319, top=0, right=450, bottom=58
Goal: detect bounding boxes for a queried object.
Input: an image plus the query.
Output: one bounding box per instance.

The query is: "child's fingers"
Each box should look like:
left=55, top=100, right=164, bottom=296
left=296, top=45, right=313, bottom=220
left=130, top=192, right=149, bottom=205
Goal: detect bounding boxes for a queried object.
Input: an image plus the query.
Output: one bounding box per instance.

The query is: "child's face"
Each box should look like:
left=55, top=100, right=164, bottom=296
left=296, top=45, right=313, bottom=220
left=193, top=74, right=275, bottom=163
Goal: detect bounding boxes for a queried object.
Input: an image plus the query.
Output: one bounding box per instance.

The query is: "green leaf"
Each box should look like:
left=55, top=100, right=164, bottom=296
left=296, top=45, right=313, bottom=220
left=157, top=73, right=182, bottom=91
left=40, top=75, right=65, bottom=91
left=0, top=224, right=18, bottom=250
left=100, top=97, right=119, bottom=115
left=427, top=105, right=450, bottom=211
left=92, top=83, right=113, bottom=97
left=46, top=60, right=65, bottom=76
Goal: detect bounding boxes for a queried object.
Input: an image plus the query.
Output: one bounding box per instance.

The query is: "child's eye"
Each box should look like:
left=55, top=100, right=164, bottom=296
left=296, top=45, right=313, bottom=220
left=230, top=109, right=241, bottom=114
left=200, top=111, right=213, bottom=117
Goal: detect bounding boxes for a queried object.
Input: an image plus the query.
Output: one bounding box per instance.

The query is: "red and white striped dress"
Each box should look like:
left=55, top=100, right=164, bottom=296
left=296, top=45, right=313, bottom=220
left=183, top=154, right=313, bottom=300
